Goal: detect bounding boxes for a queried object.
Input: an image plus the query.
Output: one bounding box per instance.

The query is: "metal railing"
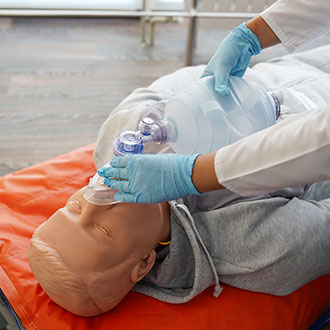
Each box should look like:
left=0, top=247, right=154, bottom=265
left=0, top=0, right=275, bottom=65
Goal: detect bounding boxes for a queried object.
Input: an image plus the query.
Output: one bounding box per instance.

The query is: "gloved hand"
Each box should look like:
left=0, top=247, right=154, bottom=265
left=202, top=22, right=262, bottom=96
left=97, top=153, right=201, bottom=204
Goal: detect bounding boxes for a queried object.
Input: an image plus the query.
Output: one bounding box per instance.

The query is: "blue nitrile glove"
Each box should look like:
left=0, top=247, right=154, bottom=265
left=201, top=22, right=262, bottom=96
left=97, top=153, right=201, bottom=204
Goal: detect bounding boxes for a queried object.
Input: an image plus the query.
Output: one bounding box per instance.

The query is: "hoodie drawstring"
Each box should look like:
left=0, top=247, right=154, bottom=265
left=176, top=203, right=223, bottom=298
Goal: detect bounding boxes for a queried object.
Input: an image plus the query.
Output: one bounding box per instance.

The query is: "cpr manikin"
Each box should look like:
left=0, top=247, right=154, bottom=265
left=28, top=178, right=330, bottom=318
left=29, top=44, right=330, bottom=317
left=28, top=187, right=171, bottom=316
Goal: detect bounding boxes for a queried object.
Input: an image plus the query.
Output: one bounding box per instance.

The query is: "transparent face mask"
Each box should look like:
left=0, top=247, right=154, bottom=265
left=84, top=172, right=122, bottom=206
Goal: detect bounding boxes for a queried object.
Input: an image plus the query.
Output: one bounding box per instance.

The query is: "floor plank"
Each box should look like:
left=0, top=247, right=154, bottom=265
left=1, top=17, right=329, bottom=176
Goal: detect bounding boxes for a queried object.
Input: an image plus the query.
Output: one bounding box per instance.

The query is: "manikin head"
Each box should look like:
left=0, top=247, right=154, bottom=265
left=28, top=187, right=170, bottom=317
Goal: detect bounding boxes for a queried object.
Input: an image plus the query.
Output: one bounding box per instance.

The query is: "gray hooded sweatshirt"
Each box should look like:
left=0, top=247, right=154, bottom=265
left=134, top=182, right=330, bottom=303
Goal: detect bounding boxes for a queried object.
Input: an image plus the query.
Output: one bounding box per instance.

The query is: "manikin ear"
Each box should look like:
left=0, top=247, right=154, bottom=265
left=130, top=250, right=156, bottom=284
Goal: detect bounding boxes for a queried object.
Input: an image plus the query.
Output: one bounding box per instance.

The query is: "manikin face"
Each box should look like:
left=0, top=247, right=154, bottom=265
left=37, top=187, right=170, bottom=279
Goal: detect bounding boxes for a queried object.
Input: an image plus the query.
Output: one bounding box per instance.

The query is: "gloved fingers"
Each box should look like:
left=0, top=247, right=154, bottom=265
left=202, top=65, right=231, bottom=96
left=230, top=67, right=246, bottom=77
left=97, top=164, right=110, bottom=177
left=230, top=54, right=250, bottom=77
left=200, top=69, right=213, bottom=79
left=214, top=73, right=229, bottom=96
left=98, top=166, right=129, bottom=180
left=104, top=178, right=130, bottom=193
left=215, top=81, right=229, bottom=96
left=110, top=155, right=132, bottom=168
left=213, top=62, right=232, bottom=96
left=97, top=156, right=130, bottom=176
left=115, top=191, right=163, bottom=204
left=114, top=192, right=138, bottom=204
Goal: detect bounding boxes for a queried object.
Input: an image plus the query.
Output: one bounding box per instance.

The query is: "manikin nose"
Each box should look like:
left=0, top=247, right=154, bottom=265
left=78, top=202, right=117, bottom=227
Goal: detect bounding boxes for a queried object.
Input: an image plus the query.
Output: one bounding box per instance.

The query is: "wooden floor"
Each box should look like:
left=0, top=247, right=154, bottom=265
left=1, top=16, right=328, bottom=176
left=0, top=16, right=229, bottom=176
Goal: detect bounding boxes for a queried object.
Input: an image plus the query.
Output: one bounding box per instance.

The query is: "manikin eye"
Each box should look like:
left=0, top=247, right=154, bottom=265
left=98, top=225, right=112, bottom=237
left=70, top=200, right=81, bottom=212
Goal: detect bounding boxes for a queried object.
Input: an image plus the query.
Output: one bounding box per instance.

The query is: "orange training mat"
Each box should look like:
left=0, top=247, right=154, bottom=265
left=0, top=144, right=329, bottom=330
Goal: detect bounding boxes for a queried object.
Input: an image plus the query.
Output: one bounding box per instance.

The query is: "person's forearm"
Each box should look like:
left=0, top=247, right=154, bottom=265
left=192, top=16, right=279, bottom=194
left=192, top=152, right=224, bottom=193
left=246, top=15, right=280, bottom=49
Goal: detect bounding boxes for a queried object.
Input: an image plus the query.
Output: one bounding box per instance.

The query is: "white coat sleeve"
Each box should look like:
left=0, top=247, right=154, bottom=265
left=215, top=105, right=330, bottom=197
left=260, top=0, right=330, bottom=52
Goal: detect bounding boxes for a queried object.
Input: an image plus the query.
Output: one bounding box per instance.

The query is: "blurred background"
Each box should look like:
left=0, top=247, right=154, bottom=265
left=0, top=0, right=328, bottom=176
